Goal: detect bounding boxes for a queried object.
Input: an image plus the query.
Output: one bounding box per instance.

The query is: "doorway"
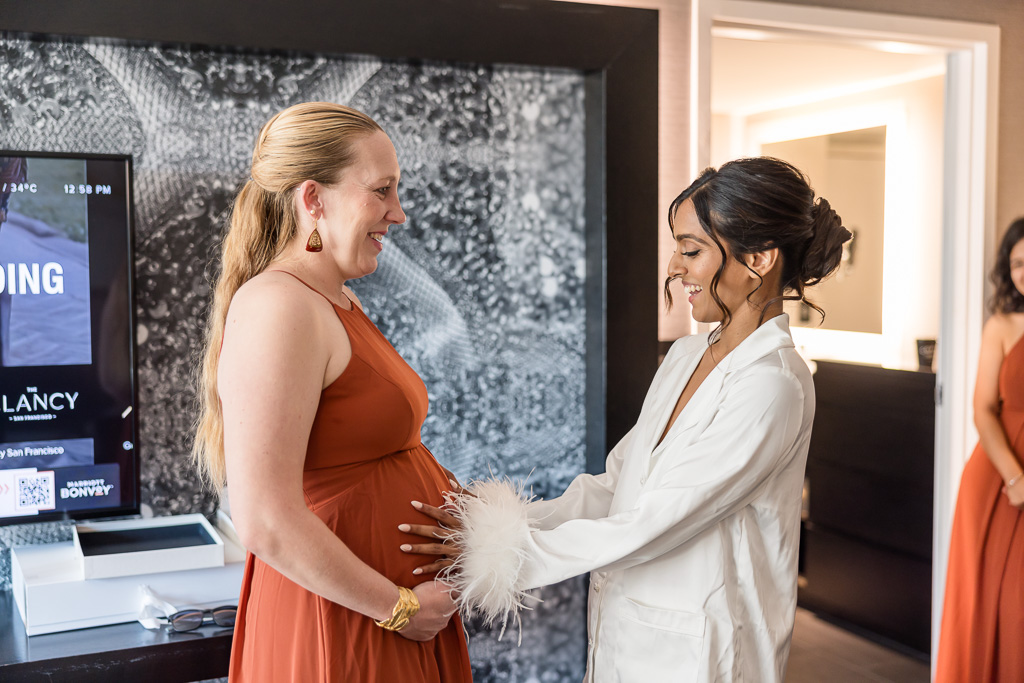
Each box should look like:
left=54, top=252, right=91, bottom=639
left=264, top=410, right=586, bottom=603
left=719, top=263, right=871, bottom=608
left=692, top=0, right=999, bottom=667
left=710, top=29, right=946, bottom=371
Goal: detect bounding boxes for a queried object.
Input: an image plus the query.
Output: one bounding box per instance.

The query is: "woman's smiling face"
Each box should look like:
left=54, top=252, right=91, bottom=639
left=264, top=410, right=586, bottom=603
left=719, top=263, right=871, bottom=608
left=1011, top=236, right=1024, bottom=297
left=318, top=130, right=406, bottom=279
left=667, top=198, right=758, bottom=325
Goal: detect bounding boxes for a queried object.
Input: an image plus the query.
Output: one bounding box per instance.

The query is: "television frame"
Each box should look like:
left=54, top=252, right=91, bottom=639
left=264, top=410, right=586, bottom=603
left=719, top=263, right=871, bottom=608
left=0, top=149, right=140, bottom=527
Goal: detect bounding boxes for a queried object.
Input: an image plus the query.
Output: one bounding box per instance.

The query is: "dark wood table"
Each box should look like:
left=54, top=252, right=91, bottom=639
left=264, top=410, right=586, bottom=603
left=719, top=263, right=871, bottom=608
left=0, top=590, right=232, bottom=682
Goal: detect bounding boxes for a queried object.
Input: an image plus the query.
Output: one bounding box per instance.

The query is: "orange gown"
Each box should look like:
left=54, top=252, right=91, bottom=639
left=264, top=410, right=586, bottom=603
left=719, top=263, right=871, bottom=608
left=228, top=274, right=472, bottom=682
left=936, top=333, right=1024, bottom=682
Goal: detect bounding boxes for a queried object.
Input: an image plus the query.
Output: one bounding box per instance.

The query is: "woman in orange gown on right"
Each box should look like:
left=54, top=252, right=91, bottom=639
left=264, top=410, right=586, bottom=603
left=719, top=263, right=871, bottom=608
left=936, top=219, right=1024, bottom=682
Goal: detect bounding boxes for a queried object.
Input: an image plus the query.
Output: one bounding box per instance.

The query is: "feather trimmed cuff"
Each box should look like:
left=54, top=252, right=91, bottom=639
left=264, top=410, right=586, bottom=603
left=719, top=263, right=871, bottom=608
left=440, top=476, right=536, bottom=640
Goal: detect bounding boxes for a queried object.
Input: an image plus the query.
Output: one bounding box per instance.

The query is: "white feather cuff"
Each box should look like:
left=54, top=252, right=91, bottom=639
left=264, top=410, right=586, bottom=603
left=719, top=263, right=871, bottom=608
left=441, top=476, right=536, bottom=639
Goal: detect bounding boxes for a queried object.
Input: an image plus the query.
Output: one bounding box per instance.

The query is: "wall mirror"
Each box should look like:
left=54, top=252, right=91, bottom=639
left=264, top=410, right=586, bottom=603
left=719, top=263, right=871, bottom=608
left=762, top=126, right=886, bottom=334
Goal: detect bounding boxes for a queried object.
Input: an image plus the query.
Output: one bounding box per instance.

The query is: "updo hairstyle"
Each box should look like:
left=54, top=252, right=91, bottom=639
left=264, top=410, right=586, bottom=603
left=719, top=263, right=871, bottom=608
left=193, top=102, right=383, bottom=489
left=666, top=156, right=852, bottom=330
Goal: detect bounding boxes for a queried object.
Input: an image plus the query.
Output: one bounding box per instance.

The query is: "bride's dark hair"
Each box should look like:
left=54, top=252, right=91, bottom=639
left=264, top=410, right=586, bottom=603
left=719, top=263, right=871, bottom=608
left=665, top=156, right=852, bottom=334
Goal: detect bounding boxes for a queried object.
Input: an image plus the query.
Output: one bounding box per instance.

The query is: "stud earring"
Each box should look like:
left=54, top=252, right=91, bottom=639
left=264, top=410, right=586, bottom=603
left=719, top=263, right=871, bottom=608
left=305, top=210, right=322, bottom=253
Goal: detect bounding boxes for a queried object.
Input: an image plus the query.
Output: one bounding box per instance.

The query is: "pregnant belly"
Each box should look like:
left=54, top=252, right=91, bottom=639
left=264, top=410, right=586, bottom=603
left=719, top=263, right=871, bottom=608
left=304, top=445, right=451, bottom=585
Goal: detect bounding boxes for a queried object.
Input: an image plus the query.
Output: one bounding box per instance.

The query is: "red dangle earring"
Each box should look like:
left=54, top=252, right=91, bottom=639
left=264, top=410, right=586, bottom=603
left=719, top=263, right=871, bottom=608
left=305, top=209, right=323, bottom=252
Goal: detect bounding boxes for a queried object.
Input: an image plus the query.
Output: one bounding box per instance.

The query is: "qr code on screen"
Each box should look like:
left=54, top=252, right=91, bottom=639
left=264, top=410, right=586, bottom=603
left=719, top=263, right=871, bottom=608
left=17, top=471, right=55, bottom=511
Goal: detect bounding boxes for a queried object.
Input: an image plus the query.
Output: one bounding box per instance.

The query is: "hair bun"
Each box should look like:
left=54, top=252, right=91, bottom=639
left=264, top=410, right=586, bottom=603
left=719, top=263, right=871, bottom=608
left=801, top=197, right=852, bottom=286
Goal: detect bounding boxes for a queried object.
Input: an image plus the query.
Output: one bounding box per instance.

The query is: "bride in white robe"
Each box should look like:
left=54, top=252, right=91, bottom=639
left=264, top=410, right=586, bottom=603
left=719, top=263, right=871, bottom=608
left=404, top=156, right=853, bottom=683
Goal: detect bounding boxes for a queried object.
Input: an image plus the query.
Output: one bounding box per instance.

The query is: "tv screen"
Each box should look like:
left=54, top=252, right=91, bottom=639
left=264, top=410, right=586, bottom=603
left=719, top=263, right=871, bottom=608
left=0, top=151, right=139, bottom=526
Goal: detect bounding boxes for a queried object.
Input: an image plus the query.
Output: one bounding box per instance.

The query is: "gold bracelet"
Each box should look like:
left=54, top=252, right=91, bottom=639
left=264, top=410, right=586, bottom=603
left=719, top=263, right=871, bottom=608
left=375, top=586, right=421, bottom=632
left=1008, top=472, right=1024, bottom=488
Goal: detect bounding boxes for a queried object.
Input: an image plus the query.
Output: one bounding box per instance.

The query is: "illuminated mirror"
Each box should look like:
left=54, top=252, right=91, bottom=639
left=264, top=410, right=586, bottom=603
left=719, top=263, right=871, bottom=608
left=762, top=126, right=886, bottom=334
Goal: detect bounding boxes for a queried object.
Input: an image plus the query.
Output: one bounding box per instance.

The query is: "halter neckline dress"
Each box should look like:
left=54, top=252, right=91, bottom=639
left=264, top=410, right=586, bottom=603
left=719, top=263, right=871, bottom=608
left=936, top=332, right=1024, bottom=682
left=228, top=272, right=472, bottom=682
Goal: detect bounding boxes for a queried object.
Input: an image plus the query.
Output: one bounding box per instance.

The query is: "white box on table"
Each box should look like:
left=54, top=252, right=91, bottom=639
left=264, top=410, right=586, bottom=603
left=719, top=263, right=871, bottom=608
left=72, top=513, right=224, bottom=579
left=11, top=513, right=245, bottom=636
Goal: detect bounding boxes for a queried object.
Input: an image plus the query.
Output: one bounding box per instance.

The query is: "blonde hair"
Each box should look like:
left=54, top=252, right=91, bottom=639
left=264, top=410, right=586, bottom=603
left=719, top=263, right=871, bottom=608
left=192, top=102, right=383, bottom=490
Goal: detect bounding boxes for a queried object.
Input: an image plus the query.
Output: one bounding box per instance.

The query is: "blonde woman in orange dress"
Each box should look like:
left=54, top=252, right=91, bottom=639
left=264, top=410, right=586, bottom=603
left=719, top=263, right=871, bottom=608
left=193, top=102, right=472, bottom=683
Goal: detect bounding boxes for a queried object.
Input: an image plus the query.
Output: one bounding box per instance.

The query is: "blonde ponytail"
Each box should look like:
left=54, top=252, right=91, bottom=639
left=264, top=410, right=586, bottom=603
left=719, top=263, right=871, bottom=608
left=191, top=102, right=382, bottom=491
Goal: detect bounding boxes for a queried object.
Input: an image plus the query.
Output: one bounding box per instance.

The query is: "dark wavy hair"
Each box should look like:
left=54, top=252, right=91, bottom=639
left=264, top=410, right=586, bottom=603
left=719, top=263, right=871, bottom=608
left=665, top=157, right=852, bottom=337
left=989, top=218, right=1024, bottom=314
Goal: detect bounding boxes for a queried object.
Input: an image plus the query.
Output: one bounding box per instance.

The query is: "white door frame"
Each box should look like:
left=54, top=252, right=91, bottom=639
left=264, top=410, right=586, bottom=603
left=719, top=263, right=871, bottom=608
left=691, top=0, right=1000, bottom=666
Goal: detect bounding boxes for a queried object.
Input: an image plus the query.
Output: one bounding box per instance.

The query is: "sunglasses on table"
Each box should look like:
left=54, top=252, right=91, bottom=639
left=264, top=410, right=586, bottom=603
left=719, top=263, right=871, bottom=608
left=162, top=605, right=237, bottom=632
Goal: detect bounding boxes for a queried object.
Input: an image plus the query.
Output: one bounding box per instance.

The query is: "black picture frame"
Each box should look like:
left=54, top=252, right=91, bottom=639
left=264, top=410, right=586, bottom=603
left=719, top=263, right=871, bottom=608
left=0, top=2, right=659, bottom=680
left=1, top=0, right=660, bottom=476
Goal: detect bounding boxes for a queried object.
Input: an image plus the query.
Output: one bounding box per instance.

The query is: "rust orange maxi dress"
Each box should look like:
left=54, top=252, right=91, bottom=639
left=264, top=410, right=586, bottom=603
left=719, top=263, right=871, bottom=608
left=228, top=275, right=473, bottom=682
left=936, top=333, right=1024, bottom=682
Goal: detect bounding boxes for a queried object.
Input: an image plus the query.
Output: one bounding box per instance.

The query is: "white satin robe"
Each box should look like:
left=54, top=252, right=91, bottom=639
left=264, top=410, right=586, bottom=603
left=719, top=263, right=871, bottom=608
left=521, top=314, right=814, bottom=682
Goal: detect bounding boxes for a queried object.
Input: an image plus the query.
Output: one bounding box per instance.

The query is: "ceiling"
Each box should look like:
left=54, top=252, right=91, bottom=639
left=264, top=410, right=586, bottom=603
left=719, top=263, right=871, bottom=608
left=711, top=28, right=948, bottom=116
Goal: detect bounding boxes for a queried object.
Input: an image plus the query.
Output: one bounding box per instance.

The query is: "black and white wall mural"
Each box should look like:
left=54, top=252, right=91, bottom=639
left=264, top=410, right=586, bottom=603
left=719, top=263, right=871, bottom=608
left=0, top=36, right=587, bottom=681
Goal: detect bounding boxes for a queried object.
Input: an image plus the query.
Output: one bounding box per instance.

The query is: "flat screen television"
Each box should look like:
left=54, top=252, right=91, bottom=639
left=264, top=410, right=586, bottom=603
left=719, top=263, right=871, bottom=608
left=0, top=151, right=139, bottom=526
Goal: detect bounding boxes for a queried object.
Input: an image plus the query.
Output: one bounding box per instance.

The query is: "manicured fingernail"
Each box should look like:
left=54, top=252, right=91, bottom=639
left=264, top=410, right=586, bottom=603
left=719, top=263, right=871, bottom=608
left=449, top=479, right=459, bottom=489
left=400, top=544, right=412, bottom=552
left=412, top=568, right=422, bottom=575
left=411, top=501, right=423, bottom=509
left=398, top=524, right=411, bottom=532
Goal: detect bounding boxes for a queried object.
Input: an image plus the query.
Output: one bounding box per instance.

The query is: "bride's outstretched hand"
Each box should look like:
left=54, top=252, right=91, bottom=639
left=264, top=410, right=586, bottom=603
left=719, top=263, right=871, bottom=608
left=399, top=497, right=464, bottom=576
